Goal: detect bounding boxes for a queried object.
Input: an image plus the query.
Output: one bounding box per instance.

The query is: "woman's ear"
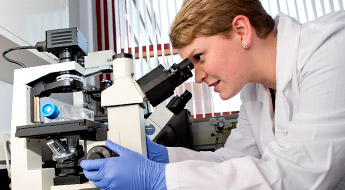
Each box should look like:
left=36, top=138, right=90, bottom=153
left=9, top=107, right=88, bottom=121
left=232, top=15, right=253, bottom=48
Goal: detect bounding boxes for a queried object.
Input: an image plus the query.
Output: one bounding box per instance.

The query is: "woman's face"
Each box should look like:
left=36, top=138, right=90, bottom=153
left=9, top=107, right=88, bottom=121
left=178, top=34, right=251, bottom=100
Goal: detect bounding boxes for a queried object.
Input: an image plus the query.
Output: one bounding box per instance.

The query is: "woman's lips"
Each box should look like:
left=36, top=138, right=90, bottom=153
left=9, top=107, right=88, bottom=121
left=210, top=81, right=220, bottom=92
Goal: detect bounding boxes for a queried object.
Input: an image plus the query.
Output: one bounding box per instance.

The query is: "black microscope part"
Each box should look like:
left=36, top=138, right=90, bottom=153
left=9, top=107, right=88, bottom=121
left=86, top=145, right=119, bottom=160
left=136, top=58, right=193, bottom=107
left=166, top=90, right=192, bottom=115
left=45, top=27, right=88, bottom=62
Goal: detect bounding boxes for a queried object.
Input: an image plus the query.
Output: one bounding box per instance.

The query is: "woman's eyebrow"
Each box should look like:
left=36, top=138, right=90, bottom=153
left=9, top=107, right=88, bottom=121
left=188, top=49, right=197, bottom=59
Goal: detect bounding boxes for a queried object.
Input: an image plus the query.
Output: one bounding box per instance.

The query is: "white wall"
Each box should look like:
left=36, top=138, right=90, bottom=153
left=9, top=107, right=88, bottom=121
left=0, top=0, right=71, bottom=84
left=0, top=81, right=12, bottom=168
left=0, top=81, right=13, bottom=133
left=68, top=0, right=98, bottom=53
left=0, top=0, right=69, bottom=46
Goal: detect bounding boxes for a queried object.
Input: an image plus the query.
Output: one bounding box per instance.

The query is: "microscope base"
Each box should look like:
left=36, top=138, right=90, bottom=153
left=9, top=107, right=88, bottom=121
left=51, top=181, right=98, bottom=190
left=54, top=175, right=88, bottom=186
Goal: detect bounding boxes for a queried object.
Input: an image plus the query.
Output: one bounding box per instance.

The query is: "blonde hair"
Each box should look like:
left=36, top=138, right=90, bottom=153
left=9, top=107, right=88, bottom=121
left=169, top=0, right=275, bottom=49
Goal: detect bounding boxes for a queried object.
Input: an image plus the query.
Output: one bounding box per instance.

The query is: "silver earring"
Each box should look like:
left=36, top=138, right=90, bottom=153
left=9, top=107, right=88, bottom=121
left=243, top=42, right=248, bottom=47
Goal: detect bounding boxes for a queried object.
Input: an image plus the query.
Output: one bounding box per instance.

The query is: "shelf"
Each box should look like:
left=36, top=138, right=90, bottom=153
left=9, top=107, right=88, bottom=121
left=0, top=26, right=57, bottom=84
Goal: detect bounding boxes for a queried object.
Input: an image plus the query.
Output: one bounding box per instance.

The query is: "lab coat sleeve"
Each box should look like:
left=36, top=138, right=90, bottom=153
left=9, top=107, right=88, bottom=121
left=167, top=94, right=261, bottom=163
left=165, top=90, right=273, bottom=189
left=166, top=156, right=272, bottom=190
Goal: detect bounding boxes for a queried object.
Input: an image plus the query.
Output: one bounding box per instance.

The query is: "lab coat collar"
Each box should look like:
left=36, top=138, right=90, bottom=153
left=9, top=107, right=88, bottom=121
left=275, top=13, right=301, bottom=92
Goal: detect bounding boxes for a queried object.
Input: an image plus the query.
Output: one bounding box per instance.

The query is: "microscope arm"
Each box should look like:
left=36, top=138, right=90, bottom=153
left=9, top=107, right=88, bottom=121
left=100, top=55, right=193, bottom=157
left=145, top=90, right=192, bottom=141
left=83, top=50, right=114, bottom=77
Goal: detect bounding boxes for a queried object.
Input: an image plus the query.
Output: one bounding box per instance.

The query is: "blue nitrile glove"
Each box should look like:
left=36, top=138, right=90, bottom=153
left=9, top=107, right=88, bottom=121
left=81, top=140, right=167, bottom=190
left=146, top=135, right=169, bottom=163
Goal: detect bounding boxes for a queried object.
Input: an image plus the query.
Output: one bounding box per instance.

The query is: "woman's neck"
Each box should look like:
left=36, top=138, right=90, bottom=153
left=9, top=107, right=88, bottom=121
left=250, top=32, right=277, bottom=90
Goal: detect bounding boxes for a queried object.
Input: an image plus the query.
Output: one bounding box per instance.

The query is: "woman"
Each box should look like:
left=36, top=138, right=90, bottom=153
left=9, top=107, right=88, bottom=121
left=81, top=0, right=345, bottom=189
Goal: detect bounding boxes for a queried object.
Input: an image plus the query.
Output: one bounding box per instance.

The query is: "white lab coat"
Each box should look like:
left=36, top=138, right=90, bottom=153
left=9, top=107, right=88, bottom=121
left=165, top=11, right=345, bottom=190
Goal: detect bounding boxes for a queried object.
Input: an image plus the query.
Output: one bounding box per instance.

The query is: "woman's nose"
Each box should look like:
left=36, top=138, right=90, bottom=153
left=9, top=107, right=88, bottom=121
left=194, top=66, right=206, bottom=83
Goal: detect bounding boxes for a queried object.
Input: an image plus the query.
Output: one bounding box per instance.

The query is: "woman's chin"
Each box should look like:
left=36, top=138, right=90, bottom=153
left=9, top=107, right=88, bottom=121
left=219, top=91, right=237, bottom=100
left=219, top=93, right=230, bottom=100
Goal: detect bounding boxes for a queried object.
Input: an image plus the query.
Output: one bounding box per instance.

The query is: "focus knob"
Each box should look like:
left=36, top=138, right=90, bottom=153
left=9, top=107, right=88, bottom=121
left=86, top=145, right=118, bottom=160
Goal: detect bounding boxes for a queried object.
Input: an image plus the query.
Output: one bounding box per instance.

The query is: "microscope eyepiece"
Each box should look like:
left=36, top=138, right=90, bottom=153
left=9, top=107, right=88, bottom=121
left=168, top=58, right=193, bottom=87
left=136, top=58, right=193, bottom=107
left=113, top=53, right=133, bottom=60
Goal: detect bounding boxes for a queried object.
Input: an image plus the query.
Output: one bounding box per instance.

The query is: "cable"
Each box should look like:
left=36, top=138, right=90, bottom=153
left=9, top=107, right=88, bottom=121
left=2, top=46, right=36, bottom=68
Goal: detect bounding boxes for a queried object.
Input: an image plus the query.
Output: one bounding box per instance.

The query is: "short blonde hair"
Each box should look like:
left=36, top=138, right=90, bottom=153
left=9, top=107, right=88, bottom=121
left=169, top=0, right=275, bottom=49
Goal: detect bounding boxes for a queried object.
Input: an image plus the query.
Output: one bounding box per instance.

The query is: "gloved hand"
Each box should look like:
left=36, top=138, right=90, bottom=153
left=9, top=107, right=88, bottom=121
left=146, top=135, right=169, bottom=163
left=81, top=140, right=167, bottom=190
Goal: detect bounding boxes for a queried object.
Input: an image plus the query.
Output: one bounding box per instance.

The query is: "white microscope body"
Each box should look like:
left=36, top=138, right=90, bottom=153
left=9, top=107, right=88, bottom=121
left=10, top=27, right=114, bottom=190
left=101, top=54, right=147, bottom=156
left=10, top=62, right=85, bottom=190
left=10, top=48, right=118, bottom=189
left=9, top=27, right=193, bottom=190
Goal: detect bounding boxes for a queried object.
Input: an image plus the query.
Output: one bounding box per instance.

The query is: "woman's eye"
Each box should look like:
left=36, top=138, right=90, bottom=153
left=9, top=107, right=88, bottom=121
left=193, top=53, right=203, bottom=60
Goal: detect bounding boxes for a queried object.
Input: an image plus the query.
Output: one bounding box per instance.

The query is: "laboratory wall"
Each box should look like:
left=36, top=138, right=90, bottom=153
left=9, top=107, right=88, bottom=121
left=0, top=81, right=12, bottom=133
left=68, top=0, right=98, bottom=53
left=0, top=0, right=68, bottom=46
left=0, top=81, right=12, bottom=173
left=0, top=0, right=97, bottom=84
left=0, top=0, right=68, bottom=84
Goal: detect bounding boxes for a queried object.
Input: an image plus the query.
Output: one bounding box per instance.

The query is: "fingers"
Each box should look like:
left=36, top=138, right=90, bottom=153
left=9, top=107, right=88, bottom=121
left=105, top=140, right=127, bottom=155
left=81, top=159, right=106, bottom=171
left=81, top=157, right=119, bottom=189
left=93, top=180, right=108, bottom=189
left=83, top=169, right=103, bottom=182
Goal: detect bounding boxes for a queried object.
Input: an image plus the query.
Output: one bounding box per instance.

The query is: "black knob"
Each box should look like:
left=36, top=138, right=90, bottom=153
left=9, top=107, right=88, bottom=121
left=86, top=145, right=118, bottom=160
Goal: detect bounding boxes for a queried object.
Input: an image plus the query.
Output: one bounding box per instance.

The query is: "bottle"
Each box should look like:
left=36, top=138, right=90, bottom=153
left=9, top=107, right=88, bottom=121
left=40, top=102, right=94, bottom=123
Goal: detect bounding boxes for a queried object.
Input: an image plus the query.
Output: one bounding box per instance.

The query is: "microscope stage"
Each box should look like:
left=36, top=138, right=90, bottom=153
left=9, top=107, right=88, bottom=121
left=15, top=119, right=107, bottom=140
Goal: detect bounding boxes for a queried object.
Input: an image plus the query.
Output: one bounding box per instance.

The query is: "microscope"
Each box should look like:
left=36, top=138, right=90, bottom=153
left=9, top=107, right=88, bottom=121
left=9, top=27, right=193, bottom=190
left=145, top=90, right=192, bottom=141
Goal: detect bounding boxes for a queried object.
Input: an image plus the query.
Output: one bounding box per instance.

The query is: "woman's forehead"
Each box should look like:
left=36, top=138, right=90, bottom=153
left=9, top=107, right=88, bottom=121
left=178, top=35, right=227, bottom=58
